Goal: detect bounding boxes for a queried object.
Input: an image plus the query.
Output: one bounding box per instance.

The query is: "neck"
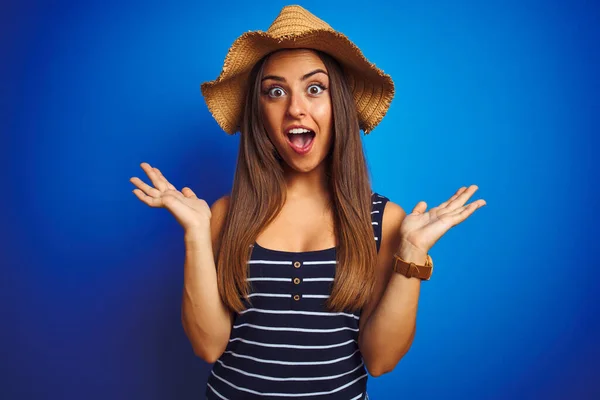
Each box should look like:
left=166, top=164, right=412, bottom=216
left=282, top=162, right=330, bottom=202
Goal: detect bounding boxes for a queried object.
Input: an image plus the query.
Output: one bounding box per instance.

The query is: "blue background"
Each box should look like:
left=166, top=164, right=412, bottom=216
left=2, top=0, right=599, bottom=399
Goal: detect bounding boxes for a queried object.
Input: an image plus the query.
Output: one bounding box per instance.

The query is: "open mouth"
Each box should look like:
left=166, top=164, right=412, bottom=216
left=286, top=128, right=316, bottom=151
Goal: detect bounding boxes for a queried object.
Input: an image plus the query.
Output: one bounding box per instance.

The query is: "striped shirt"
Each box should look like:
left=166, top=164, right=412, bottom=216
left=206, top=193, right=389, bottom=399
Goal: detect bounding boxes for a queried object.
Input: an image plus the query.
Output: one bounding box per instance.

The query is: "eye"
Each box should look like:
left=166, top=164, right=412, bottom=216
left=307, top=84, right=326, bottom=95
left=267, top=86, right=286, bottom=98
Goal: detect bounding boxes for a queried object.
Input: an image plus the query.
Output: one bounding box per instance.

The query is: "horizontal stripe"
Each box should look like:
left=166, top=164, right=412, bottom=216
left=302, top=294, right=330, bottom=299
left=303, top=278, right=334, bottom=282
left=248, top=260, right=293, bottom=265
left=302, top=260, right=337, bottom=265
left=238, top=308, right=360, bottom=319
left=207, top=382, right=228, bottom=400
left=373, top=201, right=382, bottom=204
left=216, top=360, right=364, bottom=382
left=229, top=337, right=356, bottom=349
left=247, top=293, right=291, bottom=298
left=371, top=210, right=380, bottom=214
left=372, top=222, right=378, bottom=225
left=223, top=349, right=360, bottom=366
left=211, top=370, right=367, bottom=397
left=232, top=323, right=359, bottom=333
left=350, top=394, right=363, bottom=400
left=247, top=278, right=291, bottom=282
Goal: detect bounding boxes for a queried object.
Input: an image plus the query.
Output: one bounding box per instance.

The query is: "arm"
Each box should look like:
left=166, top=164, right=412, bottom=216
left=359, top=186, right=486, bottom=376
left=181, top=195, right=233, bottom=363
left=358, top=201, right=426, bottom=376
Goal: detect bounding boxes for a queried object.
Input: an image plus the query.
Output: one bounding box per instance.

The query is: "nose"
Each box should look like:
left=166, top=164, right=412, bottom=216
left=286, top=91, right=307, bottom=119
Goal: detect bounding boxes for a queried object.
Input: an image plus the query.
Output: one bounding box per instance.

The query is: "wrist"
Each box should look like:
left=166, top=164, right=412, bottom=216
left=184, top=226, right=212, bottom=249
left=396, top=240, right=428, bottom=265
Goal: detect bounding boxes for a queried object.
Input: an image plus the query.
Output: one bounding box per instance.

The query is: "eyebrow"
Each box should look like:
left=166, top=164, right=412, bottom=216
left=261, top=69, right=329, bottom=83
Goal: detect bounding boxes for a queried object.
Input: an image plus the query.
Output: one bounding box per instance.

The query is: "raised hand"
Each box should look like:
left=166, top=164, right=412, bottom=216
left=399, top=185, right=486, bottom=255
left=130, top=162, right=211, bottom=231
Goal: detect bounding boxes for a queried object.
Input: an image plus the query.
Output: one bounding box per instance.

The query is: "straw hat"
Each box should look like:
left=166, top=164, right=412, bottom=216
left=200, top=5, right=395, bottom=135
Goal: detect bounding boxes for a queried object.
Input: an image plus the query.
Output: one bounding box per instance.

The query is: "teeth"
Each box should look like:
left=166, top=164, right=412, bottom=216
left=288, top=128, right=312, bottom=134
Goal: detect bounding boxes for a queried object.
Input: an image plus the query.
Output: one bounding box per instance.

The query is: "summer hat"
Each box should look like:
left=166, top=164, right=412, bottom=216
left=200, top=5, right=395, bottom=134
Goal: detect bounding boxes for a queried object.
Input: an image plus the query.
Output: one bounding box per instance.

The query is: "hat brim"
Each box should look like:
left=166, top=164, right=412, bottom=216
left=200, top=30, right=395, bottom=134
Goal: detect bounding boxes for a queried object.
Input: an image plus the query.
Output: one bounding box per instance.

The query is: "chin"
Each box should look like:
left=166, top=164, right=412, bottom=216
left=287, top=158, right=325, bottom=174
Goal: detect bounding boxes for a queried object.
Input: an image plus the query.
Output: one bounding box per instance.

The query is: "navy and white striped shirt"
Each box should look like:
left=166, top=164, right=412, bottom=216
left=206, top=193, right=389, bottom=399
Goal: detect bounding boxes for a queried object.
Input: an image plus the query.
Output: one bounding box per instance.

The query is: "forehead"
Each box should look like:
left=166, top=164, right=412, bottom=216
left=262, top=49, right=327, bottom=76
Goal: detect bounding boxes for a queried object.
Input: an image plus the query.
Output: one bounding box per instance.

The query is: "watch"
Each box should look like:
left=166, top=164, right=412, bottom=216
left=393, top=253, right=434, bottom=280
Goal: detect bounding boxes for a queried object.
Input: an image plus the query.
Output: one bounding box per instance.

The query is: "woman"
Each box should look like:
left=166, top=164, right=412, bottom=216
left=130, top=5, right=485, bottom=399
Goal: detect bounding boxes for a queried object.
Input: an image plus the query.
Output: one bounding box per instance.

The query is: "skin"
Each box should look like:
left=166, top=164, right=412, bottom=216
left=260, top=49, right=333, bottom=178
left=129, top=48, right=487, bottom=373
left=255, top=49, right=337, bottom=251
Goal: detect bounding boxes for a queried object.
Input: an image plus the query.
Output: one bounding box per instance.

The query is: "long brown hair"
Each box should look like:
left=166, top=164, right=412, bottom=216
left=216, top=49, right=377, bottom=313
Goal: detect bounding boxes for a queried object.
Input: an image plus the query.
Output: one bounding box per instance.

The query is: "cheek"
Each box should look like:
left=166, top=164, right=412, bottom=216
left=311, top=100, right=332, bottom=124
left=261, top=103, right=284, bottom=128
left=260, top=104, right=277, bottom=132
left=260, top=104, right=286, bottom=146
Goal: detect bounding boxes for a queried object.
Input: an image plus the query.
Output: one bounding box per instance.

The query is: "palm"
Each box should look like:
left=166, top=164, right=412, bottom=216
left=400, top=185, right=486, bottom=252
left=130, top=162, right=211, bottom=230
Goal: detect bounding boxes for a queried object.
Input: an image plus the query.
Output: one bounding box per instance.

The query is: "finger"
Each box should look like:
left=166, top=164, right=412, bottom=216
left=443, top=199, right=486, bottom=226
left=411, top=201, right=427, bottom=214
left=130, top=177, right=161, bottom=198
left=140, top=163, right=168, bottom=192
left=182, top=187, right=197, bottom=199
left=133, top=188, right=164, bottom=207
left=446, top=185, right=479, bottom=212
left=151, top=168, right=170, bottom=192
left=438, top=187, right=468, bottom=209
left=153, top=167, right=177, bottom=191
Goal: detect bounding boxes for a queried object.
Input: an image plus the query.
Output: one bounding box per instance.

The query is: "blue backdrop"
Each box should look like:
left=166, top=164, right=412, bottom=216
left=2, top=0, right=599, bottom=399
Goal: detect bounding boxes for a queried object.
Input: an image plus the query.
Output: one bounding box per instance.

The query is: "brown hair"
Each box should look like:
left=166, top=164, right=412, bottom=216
left=216, top=50, right=377, bottom=313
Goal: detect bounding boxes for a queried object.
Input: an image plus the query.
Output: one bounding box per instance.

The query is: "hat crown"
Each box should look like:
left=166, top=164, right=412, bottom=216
left=266, top=5, right=334, bottom=38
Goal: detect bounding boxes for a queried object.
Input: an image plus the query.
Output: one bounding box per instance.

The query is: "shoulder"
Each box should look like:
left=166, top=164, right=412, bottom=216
left=210, top=195, right=231, bottom=253
left=382, top=200, right=407, bottom=234
left=210, top=194, right=230, bottom=217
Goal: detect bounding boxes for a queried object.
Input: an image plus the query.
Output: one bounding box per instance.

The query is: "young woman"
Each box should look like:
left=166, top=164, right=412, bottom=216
left=130, top=6, right=485, bottom=399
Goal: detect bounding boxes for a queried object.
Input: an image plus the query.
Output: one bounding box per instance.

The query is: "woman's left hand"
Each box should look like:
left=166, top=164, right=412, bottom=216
left=399, top=185, right=486, bottom=257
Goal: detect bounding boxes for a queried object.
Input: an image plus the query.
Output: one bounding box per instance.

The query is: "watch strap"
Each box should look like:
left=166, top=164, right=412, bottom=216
left=393, top=254, right=433, bottom=280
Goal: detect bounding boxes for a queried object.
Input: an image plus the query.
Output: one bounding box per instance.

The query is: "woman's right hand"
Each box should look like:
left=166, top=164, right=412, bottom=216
left=130, top=162, right=211, bottom=231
